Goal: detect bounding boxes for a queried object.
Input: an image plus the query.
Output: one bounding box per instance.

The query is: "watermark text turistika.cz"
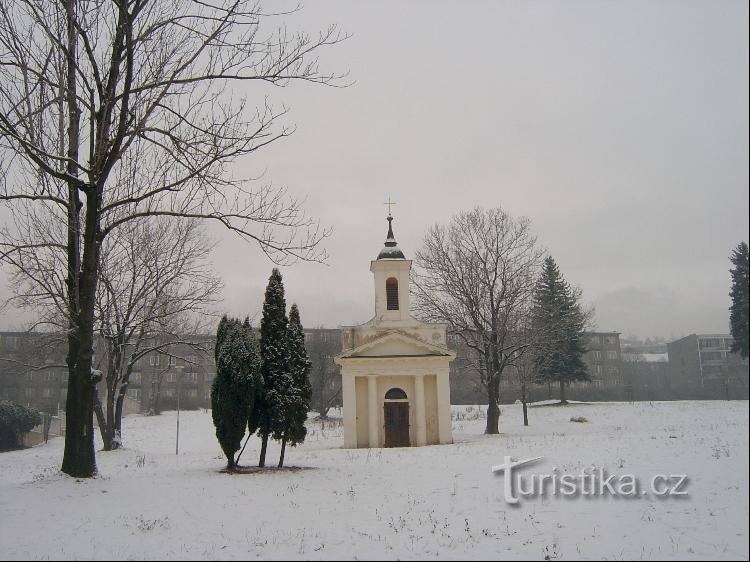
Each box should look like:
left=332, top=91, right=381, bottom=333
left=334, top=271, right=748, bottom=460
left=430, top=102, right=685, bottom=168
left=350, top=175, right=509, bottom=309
left=492, top=457, right=689, bottom=504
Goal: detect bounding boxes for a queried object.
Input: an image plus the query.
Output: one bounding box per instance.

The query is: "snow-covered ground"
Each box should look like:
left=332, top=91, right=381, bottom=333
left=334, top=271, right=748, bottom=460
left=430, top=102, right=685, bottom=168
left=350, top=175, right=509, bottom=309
left=1, top=401, right=748, bottom=560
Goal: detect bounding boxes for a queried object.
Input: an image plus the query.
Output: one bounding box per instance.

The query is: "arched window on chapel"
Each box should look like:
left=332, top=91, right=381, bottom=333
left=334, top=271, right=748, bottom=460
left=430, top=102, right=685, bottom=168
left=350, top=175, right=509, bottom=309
left=386, top=277, right=399, bottom=310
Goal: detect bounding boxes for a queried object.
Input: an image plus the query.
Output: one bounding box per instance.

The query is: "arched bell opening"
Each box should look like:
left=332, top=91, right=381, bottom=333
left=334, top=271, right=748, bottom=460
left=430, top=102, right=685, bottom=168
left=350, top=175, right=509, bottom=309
left=385, top=277, right=399, bottom=310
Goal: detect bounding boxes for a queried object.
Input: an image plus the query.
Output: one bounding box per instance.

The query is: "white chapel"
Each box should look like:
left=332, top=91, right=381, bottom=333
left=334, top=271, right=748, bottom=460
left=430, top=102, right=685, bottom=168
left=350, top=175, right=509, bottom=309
left=334, top=213, right=455, bottom=448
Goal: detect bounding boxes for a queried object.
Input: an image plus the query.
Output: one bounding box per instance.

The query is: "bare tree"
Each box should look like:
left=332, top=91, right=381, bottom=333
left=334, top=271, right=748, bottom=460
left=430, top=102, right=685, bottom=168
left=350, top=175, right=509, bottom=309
left=447, top=332, right=490, bottom=405
left=412, top=207, right=544, bottom=434
left=0, top=0, right=346, bottom=477
left=306, top=328, right=341, bottom=420
left=92, top=218, right=221, bottom=449
left=4, top=214, right=223, bottom=449
left=505, top=309, right=537, bottom=427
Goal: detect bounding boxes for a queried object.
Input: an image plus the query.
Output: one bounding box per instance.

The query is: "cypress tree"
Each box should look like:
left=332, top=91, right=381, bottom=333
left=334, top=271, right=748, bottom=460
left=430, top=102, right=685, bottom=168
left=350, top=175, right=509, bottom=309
left=729, top=242, right=749, bottom=359
left=210, top=318, right=260, bottom=470
left=531, top=256, right=590, bottom=404
left=257, top=268, right=292, bottom=467
left=215, top=314, right=231, bottom=363
left=276, top=303, right=312, bottom=468
left=242, top=317, right=264, bottom=437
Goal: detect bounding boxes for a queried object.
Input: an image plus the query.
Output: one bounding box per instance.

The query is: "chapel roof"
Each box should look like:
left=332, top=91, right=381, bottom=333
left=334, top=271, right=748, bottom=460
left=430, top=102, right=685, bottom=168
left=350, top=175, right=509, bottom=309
left=376, top=215, right=406, bottom=260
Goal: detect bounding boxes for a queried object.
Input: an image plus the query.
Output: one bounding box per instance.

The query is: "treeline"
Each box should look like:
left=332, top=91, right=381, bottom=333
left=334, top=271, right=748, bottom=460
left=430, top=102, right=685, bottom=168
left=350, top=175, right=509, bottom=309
left=211, top=269, right=311, bottom=470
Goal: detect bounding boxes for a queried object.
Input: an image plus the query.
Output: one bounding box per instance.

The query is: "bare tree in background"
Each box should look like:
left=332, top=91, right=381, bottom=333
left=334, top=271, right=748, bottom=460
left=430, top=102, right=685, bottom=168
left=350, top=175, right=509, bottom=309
left=412, top=207, right=544, bottom=435
left=3, top=215, right=222, bottom=450
left=0, top=1, right=346, bottom=477
left=306, top=329, right=341, bottom=420
left=448, top=335, right=488, bottom=405
left=91, top=218, right=221, bottom=450
left=506, top=309, right=537, bottom=427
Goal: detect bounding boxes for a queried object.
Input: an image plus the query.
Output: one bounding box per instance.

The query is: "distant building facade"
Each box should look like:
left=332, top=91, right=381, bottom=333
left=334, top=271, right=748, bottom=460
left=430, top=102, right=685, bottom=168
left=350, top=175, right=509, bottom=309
left=583, top=332, right=623, bottom=386
left=621, top=352, right=669, bottom=400
left=0, top=332, right=68, bottom=413
left=5, top=329, right=747, bottom=412
left=667, top=334, right=749, bottom=388
left=0, top=329, right=341, bottom=415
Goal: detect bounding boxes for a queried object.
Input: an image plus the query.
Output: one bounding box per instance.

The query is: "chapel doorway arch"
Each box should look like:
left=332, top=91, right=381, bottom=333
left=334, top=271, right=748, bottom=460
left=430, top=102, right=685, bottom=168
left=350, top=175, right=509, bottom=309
left=384, top=387, right=410, bottom=447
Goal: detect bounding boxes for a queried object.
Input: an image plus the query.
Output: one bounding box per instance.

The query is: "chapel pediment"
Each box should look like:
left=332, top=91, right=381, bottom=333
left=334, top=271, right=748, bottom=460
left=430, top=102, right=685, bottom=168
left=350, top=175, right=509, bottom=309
left=337, top=330, right=453, bottom=360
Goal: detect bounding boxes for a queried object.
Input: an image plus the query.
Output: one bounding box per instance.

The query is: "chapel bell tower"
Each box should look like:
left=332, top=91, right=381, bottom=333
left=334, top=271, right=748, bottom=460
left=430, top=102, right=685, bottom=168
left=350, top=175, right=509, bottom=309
left=370, top=214, right=412, bottom=323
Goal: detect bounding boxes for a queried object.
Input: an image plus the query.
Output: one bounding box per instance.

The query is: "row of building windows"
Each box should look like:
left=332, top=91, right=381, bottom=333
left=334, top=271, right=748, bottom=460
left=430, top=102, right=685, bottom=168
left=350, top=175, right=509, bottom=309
left=0, top=335, right=21, bottom=349
left=698, top=337, right=733, bottom=350
left=590, top=335, right=619, bottom=347
left=14, top=385, right=210, bottom=402
left=700, top=351, right=727, bottom=362
left=19, top=370, right=210, bottom=384
left=24, top=372, right=67, bottom=382
left=592, top=365, right=620, bottom=377
left=590, top=350, right=619, bottom=361
left=148, top=355, right=207, bottom=367
left=19, top=387, right=58, bottom=398
left=126, top=388, right=205, bottom=400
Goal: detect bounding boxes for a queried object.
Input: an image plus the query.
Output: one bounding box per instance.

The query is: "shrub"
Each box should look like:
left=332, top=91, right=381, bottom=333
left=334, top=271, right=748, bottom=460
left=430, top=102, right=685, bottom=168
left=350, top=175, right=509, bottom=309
left=0, top=401, right=41, bottom=451
left=569, top=415, right=589, bottom=423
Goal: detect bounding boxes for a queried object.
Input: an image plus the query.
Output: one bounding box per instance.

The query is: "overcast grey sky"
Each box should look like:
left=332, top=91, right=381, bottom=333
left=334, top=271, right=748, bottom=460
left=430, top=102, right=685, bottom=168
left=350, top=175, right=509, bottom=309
left=2, top=0, right=748, bottom=339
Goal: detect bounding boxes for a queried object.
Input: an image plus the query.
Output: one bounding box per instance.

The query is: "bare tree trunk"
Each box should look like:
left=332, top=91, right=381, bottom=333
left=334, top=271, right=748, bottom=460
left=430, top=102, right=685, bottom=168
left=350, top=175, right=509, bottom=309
left=521, top=380, right=529, bottom=427
left=234, top=433, right=252, bottom=467
left=105, top=384, right=116, bottom=450
left=60, top=0, right=98, bottom=479
left=278, top=435, right=287, bottom=468
left=485, top=376, right=500, bottom=434
left=111, top=387, right=126, bottom=450
left=93, top=390, right=109, bottom=449
left=259, top=433, right=269, bottom=467
left=559, top=379, right=567, bottom=405
left=63, top=194, right=100, bottom=475
left=149, top=373, right=164, bottom=415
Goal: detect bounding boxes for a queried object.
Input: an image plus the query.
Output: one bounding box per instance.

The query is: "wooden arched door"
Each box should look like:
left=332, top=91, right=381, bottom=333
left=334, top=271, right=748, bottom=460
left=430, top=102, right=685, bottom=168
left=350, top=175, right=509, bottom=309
left=384, top=388, right=410, bottom=447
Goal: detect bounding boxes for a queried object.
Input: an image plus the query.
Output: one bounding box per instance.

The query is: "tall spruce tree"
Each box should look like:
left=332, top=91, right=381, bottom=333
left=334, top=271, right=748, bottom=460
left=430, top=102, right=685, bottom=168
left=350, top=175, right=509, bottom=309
left=729, top=242, right=749, bottom=359
left=257, top=269, right=292, bottom=467
left=531, top=256, right=590, bottom=404
left=210, top=318, right=261, bottom=470
left=276, top=304, right=312, bottom=468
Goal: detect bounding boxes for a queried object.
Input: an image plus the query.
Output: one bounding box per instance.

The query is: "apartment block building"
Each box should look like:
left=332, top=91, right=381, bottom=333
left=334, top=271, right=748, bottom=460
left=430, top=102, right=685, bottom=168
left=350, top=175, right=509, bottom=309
left=583, top=331, right=623, bottom=385
left=0, top=332, right=68, bottom=413
left=666, top=334, right=749, bottom=387
left=0, top=329, right=342, bottom=415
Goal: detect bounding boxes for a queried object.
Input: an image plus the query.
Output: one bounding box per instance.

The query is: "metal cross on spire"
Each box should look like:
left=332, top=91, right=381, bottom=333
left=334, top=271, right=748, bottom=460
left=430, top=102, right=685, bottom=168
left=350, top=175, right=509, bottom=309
left=384, top=196, right=397, bottom=217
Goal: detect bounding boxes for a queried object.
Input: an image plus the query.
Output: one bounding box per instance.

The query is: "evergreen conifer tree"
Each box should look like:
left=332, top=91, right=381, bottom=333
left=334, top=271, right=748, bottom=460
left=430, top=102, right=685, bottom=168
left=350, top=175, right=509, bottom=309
left=276, top=303, right=312, bottom=467
left=242, top=317, right=264, bottom=438
left=257, top=268, right=292, bottom=467
left=214, top=315, right=231, bottom=362
left=531, top=256, right=590, bottom=403
left=729, top=242, right=749, bottom=359
left=210, top=318, right=260, bottom=470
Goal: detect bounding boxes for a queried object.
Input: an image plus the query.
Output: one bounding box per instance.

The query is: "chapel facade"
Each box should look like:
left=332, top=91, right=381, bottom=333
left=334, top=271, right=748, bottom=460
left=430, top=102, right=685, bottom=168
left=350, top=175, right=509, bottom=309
left=334, top=214, right=455, bottom=448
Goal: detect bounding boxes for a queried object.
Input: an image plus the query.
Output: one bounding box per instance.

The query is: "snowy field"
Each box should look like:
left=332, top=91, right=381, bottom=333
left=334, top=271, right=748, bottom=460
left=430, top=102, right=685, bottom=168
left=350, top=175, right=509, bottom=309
left=1, top=401, right=748, bottom=561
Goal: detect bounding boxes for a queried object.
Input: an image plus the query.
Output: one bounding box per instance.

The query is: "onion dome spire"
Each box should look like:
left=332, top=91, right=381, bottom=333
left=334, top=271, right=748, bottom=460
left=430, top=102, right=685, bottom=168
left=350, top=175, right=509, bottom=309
left=377, top=211, right=405, bottom=260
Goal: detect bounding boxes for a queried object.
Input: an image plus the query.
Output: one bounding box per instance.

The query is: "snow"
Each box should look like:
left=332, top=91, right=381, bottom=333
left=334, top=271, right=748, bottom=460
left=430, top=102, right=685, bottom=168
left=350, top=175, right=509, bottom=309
left=1, top=401, right=748, bottom=560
